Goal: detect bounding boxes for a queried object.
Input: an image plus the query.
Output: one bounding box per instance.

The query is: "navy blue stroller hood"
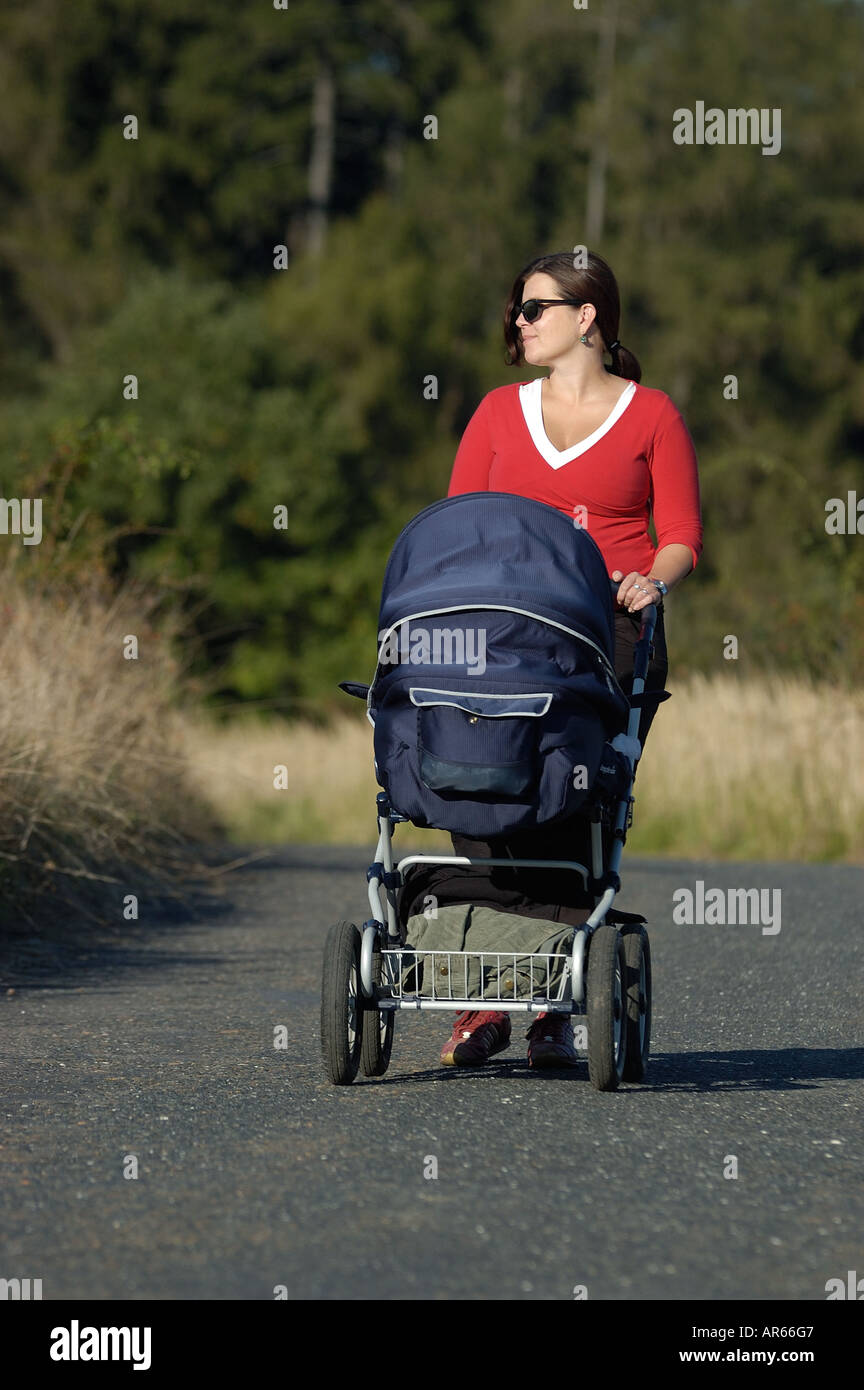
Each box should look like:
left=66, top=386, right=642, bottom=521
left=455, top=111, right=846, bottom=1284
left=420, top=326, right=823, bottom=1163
left=364, top=493, right=631, bottom=837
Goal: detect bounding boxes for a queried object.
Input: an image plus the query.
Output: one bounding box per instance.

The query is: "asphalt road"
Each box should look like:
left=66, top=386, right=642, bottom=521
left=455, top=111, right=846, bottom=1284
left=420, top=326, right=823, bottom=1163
left=1, top=848, right=862, bottom=1301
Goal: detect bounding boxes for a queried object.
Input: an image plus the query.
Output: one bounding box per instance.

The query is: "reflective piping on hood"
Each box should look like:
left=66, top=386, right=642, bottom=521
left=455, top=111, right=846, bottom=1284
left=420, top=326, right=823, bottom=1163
left=366, top=604, right=622, bottom=721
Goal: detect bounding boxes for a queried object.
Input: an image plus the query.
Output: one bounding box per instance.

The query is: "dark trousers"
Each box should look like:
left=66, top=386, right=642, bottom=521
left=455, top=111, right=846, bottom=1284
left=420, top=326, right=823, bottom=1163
left=398, top=603, right=668, bottom=929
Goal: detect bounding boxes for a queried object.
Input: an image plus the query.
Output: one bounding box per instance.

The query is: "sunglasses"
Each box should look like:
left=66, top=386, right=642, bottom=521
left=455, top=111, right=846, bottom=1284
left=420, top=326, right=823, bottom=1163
left=513, top=297, right=585, bottom=324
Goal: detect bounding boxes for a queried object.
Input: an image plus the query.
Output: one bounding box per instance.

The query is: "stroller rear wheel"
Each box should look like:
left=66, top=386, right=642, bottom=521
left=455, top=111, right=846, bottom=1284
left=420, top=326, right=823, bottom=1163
left=586, top=924, right=627, bottom=1091
left=621, top=924, right=651, bottom=1082
left=360, top=934, right=394, bottom=1077
left=321, top=921, right=364, bottom=1085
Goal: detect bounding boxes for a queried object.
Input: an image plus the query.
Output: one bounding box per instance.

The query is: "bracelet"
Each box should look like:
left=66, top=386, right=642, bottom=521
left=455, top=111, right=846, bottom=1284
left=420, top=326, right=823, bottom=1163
left=647, top=577, right=668, bottom=596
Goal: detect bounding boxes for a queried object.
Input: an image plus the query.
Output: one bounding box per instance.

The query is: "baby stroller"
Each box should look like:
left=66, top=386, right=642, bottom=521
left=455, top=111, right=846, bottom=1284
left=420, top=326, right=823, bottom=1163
left=321, top=492, right=663, bottom=1090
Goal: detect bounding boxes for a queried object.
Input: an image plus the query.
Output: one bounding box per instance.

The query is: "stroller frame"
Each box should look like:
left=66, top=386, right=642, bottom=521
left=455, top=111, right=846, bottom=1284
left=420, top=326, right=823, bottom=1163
left=321, top=597, right=658, bottom=1090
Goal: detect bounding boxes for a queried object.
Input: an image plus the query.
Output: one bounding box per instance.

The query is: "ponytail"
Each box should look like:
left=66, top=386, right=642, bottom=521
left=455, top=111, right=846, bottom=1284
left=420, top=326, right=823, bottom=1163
left=606, top=341, right=642, bottom=383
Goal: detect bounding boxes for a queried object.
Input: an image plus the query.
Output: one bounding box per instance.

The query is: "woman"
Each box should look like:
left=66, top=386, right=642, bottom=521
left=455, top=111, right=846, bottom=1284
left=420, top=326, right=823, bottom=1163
left=425, top=249, right=703, bottom=1069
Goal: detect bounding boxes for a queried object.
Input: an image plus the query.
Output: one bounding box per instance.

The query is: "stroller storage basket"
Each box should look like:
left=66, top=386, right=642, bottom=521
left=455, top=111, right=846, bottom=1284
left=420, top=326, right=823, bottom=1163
left=383, top=946, right=573, bottom=1007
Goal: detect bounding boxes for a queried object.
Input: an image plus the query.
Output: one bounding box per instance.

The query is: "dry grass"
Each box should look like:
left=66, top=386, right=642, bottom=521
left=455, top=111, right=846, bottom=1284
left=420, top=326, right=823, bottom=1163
left=2, top=577, right=857, bottom=949
left=181, top=711, right=450, bottom=851
left=632, top=672, right=864, bottom=860
left=0, top=578, right=222, bottom=930
left=182, top=674, right=864, bottom=862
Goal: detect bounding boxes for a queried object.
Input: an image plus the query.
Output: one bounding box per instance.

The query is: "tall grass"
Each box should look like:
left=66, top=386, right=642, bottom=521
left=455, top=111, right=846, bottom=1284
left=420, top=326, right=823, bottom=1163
left=181, top=710, right=449, bottom=852
left=632, top=672, right=863, bottom=860
left=182, top=675, right=864, bottom=863
left=0, top=576, right=221, bottom=931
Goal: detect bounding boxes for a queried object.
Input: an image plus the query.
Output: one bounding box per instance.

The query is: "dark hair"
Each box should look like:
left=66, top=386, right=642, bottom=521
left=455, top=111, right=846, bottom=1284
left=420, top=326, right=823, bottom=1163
left=502, top=250, right=642, bottom=383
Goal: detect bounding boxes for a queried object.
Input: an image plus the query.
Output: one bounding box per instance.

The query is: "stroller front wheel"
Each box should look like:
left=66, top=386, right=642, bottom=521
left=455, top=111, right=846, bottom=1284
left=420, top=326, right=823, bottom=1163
left=586, top=924, right=627, bottom=1091
left=321, top=921, right=364, bottom=1085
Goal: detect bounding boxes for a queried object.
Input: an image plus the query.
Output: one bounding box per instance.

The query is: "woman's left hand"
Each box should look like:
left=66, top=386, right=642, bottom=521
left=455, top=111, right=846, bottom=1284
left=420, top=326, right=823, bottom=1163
left=611, top=569, right=658, bottom=613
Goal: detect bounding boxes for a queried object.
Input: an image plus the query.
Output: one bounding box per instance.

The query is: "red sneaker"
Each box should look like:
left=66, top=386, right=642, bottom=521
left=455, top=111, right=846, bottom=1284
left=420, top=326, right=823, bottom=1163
left=525, top=1012, right=581, bottom=1068
left=440, top=1010, right=512, bottom=1067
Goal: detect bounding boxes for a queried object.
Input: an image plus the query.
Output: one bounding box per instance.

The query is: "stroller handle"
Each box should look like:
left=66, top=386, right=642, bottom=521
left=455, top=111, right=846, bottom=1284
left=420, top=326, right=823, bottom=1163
left=608, top=578, right=659, bottom=704
left=609, top=578, right=658, bottom=640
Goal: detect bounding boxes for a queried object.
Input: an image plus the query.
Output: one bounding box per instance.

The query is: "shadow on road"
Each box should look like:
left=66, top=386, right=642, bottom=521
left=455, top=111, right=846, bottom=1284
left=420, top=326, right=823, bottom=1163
left=358, top=1047, right=864, bottom=1091
left=0, top=892, right=236, bottom=992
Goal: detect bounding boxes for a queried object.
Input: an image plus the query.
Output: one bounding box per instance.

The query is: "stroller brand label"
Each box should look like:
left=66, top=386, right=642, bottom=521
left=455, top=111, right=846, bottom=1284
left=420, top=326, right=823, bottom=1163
left=378, top=620, right=487, bottom=675
left=672, top=880, right=781, bottom=935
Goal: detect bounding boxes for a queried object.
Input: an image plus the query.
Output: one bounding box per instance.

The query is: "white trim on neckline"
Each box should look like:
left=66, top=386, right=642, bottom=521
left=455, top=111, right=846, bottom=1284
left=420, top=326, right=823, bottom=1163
left=519, top=377, right=637, bottom=469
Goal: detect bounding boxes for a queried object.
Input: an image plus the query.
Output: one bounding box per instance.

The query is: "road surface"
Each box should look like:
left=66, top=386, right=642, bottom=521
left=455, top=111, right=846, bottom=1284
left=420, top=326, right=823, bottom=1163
left=1, top=848, right=861, bottom=1300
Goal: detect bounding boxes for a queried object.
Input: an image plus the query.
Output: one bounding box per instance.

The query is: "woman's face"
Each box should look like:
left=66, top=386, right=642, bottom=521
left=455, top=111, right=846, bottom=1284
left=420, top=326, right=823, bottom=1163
left=515, top=272, right=594, bottom=365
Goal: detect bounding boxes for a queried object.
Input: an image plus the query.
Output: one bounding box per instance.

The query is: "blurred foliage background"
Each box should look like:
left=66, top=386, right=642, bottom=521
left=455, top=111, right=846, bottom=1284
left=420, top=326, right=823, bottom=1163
left=1, top=0, right=862, bottom=713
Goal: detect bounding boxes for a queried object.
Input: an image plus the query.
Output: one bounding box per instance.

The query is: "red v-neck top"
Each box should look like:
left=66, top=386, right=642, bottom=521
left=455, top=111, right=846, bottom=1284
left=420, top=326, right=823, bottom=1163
left=447, top=379, right=703, bottom=578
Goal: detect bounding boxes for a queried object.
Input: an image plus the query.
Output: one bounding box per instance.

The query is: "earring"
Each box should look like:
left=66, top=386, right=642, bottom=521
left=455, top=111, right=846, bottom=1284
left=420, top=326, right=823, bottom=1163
left=580, top=334, right=589, bottom=345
